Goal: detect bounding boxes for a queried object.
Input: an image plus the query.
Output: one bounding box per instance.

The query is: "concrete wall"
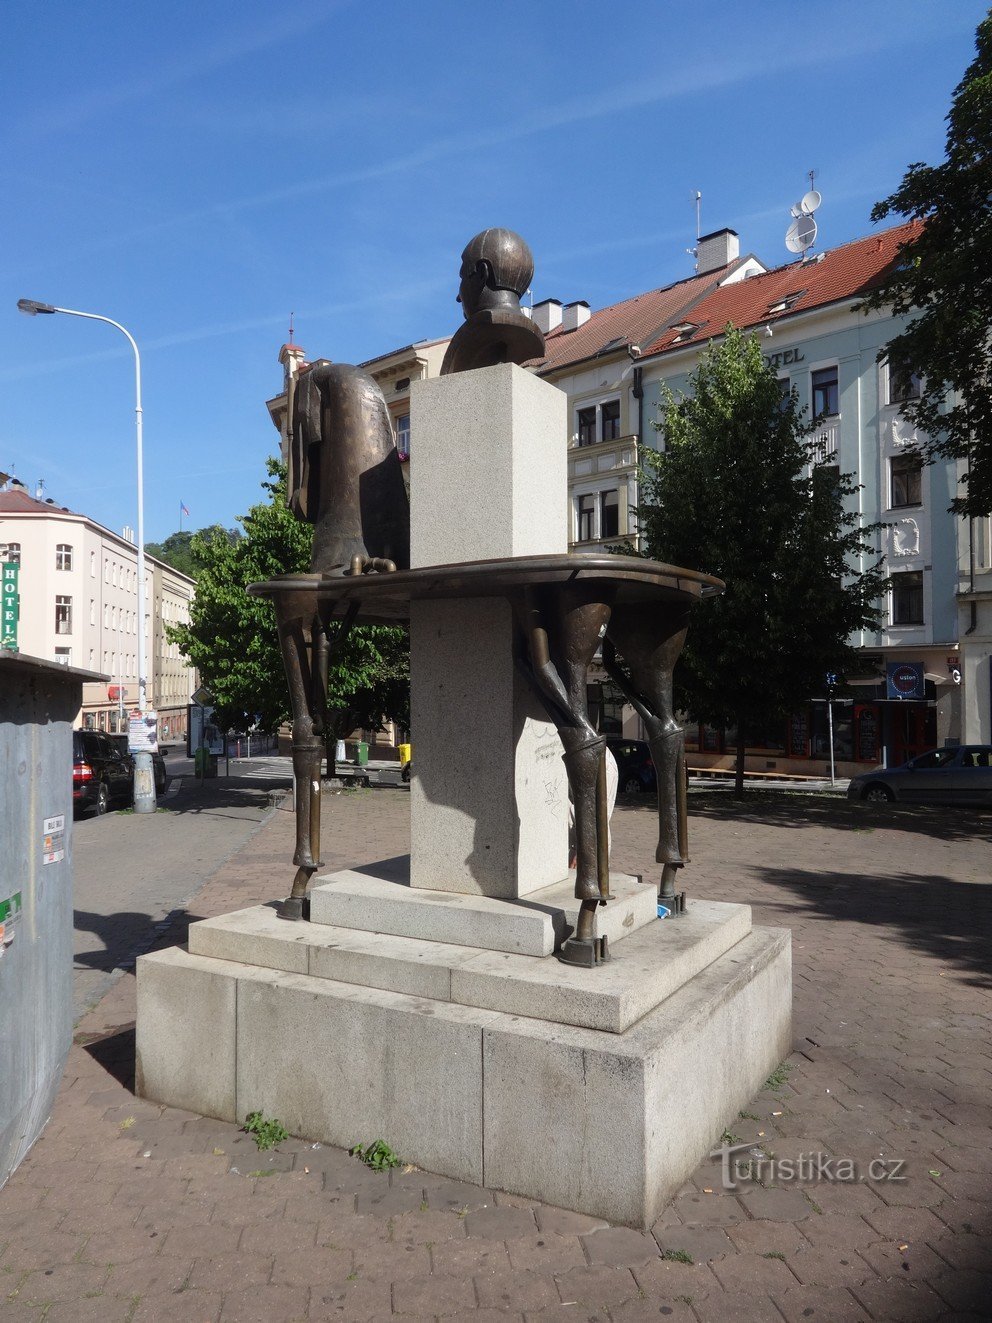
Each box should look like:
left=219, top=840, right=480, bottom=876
left=0, top=653, right=85, bottom=1188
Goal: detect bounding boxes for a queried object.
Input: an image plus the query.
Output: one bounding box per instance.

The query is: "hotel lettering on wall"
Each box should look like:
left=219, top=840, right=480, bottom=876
left=1, top=562, right=18, bottom=651
left=763, top=348, right=805, bottom=370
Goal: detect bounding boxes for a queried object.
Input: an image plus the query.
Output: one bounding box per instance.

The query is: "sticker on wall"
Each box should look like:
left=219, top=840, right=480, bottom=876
left=42, top=815, right=65, bottom=865
left=0, top=892, right=23, bottom=960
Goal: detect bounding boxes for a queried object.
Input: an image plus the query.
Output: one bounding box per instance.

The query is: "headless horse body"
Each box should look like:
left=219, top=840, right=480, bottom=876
left=277, top=363, right=410, bottom=916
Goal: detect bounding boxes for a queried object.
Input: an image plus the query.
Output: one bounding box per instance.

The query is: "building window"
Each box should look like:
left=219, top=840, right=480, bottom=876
left=576, top=494, right=595, bottom=541
left=891, top=571, right=924, bottom=626
left=55, top=647, right=71, bottom=666
left=56, top=543, right=73, bottom=571
left=600, top=489, right=620, bottom=539
left=811, top=366, right=839, bottom=418
left=1, top=542, right=21, bottom=565
left=888, top=364, right=922, bottom=405
left=576, top=399, right=622, bottom=447
left=777, top=378, right=792, bottom=412
left=395, top=413, right=410, bottom=458
left=891, top=453, right=923, bottom=508
left=55, top=595, right=72, bottom=635
left=601, top=400, right=621, bottom=442
left=90, top=551, right=97, bottom=577
left=577, top=407, right=597, bottom=447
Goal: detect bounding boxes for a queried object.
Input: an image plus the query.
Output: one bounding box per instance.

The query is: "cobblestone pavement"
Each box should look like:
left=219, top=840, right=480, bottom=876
left=2, top=785, right=991, bottom=1321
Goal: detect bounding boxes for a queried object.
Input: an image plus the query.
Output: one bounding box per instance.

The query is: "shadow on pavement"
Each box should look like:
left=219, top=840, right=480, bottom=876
left=621, top=787, right=992, bottom=845
left=752, top=864, right=992, bottom=989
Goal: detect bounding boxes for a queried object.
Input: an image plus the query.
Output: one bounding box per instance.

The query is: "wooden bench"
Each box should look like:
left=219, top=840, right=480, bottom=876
left=688, top=767, right=826, bottom=782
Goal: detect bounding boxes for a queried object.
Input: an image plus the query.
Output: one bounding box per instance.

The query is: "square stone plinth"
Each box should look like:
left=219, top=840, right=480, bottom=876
left=137, top=918, right=791, bottom=1226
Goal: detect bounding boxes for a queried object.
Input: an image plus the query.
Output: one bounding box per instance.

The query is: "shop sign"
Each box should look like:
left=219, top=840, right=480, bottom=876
left=1, top=562, right=18, bottom=651
left=886, top=661, right=925, bottom=700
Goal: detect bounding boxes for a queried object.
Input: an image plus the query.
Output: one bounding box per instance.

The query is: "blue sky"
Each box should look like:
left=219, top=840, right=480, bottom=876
left=2, top=0, right=987, bottom=544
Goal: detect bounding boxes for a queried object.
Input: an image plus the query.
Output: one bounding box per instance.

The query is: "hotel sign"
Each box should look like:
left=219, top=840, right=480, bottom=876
left=1, top=562, right=18, bottom=651
left=763, top=348, right=805, bottom=370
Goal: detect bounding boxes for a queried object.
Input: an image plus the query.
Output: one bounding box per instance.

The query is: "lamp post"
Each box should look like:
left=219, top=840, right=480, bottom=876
left=17, top=298, right=156, bottom=812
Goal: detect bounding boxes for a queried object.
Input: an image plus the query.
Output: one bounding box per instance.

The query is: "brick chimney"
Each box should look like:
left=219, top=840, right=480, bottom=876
left=531, top=299, right=562, bottom=334
left=561, top=301, right=590, bottom=332
left=696, top=229, right=739, bottom=275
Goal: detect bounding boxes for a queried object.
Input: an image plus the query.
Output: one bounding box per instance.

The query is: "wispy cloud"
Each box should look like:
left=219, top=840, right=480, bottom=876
left=10, top=1, right=346, bottom=143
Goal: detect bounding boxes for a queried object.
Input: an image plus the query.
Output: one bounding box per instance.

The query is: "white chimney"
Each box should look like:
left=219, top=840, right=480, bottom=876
left=531, top=299, right=562, bottom=334
left=561, top=301, right=591, bottom=332
left=696, top=228, right=740, bottom=275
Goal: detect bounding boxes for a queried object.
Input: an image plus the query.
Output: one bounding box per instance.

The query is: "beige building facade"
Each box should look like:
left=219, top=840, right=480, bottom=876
left=0, top=483, right=197, bottom=742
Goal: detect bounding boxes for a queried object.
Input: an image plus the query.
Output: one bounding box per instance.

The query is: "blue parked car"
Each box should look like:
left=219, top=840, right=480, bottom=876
left=607, top=737, right=657, bottom=794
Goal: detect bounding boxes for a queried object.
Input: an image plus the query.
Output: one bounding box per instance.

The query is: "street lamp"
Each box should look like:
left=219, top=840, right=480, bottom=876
left=17, top=297, right=156, bottom=812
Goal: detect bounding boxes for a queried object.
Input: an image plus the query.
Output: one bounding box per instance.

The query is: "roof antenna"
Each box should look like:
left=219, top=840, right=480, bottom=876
left=687, top=191, right=702, bottom=271
left=288, top=311, right=296, bottom=345
left=785, top=170, right=821, bottom=259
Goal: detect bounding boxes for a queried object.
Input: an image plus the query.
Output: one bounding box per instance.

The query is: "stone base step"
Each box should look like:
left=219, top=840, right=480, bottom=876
left=188, top=897, right=751, bottom=1034
left=307, top=862, right=656, bottom=957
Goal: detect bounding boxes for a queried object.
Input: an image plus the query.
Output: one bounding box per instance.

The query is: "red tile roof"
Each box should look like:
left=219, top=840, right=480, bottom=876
left=638, top=221, right=923, bottom=357
left=0, top=487, right=76, bottom=515
left=531, top=262, right=746, bottom=375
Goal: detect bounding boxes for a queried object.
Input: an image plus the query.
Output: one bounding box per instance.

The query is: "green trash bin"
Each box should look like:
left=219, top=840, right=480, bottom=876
left=194, top=747, right=207, bottom=777
left=354, top=740, right=369, bottom=767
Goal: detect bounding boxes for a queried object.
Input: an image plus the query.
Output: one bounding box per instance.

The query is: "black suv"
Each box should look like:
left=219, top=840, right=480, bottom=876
left=72, top=730, right=134, bottom=816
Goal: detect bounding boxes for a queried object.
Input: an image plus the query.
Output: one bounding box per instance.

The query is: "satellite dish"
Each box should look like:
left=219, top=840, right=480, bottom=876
left=790, top=204, right=802, bottom=219
left=786, top=214, right=817, bottom=254
left=801, top=189, right=822, bottom=215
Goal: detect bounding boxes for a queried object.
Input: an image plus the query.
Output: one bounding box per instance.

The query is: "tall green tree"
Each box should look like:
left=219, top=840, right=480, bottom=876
left=861, top=11, right=992, bottom=518
left=146, top=526, right=239, bottom=579
left=637, top=327, right=886, bottom=795
left=168, top=458, right=409, bottom=748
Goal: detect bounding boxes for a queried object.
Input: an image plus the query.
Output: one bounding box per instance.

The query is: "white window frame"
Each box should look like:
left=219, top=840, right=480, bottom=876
left=573, top=396, right=622, bottom=447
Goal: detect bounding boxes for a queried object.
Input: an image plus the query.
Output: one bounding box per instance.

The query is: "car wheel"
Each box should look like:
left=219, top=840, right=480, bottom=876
left=862, top=783, right=894, bottom=804
left=622, top=774, right=643, bottom=794
left=94, top=782, right=110, bottom=816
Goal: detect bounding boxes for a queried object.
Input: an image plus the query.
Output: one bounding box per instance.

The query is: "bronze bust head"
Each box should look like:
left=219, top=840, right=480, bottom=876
left=441, top=228, right=545, bottom=375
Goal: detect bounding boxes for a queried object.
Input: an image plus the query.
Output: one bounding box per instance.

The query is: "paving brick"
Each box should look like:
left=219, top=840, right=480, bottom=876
left=849, top=1278, right=949, bottom=1320
left=474, top=1267, right=560, bottom=1311
left=388, top=1210, right=467, bottom=1245
left=81, top=1224, right=168, bottom=1265
left=104, top=1254, right=191, bottom=1296
left=522, top=1306, right=612, bottom=1323
left=429, top=1238, right=511, bottom=1276
left=689, top=1295, right=784, bottom=1322
left=667, top=1192, right=745, bottom=1226
left=709, top=1250, right=800, bottom=1292
left=351, top=1242, right=431, bottom=1280
left=391, top=1270, right=477, bottom=1315
left=772, top=1285, right=872, bottom=1321
left=580, top=1226, right=659, bottom=1266
left=309, top=1275, right=391, bottom=1319
left=506, top=1233, right=587, bottom=1274
left=534, top=1207, right=609, bottom=1237
left=218, top=1285, right=310, bottom=1321
left=552, top=1264, right=640, bottom=1308
left=130, top=1287, right=223, bottom=1322
left=11, top=1262, right=111, bottom=1304
left=160, top=1223, right=241, bottom=1259
left=187, top=1250, right=274, bottom=1292
left=43, top=1295, right=137, bottom=1322
left=463, top=1205, right=537, bottom=1239
left=735, top=1186, right=814, bottom=1222
left=925, top=1267, right=992, bottom=1312
left=630, top=1258, right=717, bottom=1301
left=0, top=1231, right=88, bottom=1271
left=268, top=1245, right=353, bottom=1290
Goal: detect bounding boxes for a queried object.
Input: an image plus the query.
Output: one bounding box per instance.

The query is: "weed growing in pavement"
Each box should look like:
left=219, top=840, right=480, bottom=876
left=349, top=1139, right=400, bottom=1172
left=763, top=1251, right=786, bottom=1261
left=661, top=1249, right=693, bottom=1264
left=764, top=1061, right=793, bottom=1090
left=243, top=1110, right=289, bottom=1150
left=119, top=1116, right=136, bottom=1130
left=720, top=1129, right=743, bottom=1146
left=739, top=1110, right=759, bottom=1121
